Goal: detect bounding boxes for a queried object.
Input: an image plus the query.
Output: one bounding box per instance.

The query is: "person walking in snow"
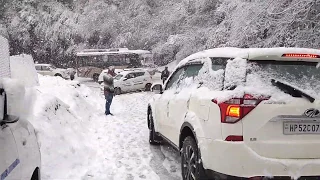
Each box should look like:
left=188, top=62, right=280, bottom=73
left=161, top=66, right=170, bottom=84
left=103, top=74, right=115, bottom=116
left=70, top=70, right=76, bottom=81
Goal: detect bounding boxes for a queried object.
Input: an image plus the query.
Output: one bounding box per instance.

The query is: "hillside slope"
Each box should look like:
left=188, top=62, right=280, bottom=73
left=1, top=0, right=319, bottom=66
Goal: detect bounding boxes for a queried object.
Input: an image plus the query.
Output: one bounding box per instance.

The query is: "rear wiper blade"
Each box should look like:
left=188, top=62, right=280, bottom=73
left=270, top=79, right=315, bottom=103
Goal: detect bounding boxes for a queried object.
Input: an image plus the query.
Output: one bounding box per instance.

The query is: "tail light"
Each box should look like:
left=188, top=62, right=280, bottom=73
left=225, top=135, right=243, bottom=141
left=213, top=94, right=269, bottom=124
left=282, top=53, right=320, bottom=58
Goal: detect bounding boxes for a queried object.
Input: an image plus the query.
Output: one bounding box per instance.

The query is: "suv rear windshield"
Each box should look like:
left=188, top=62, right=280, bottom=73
left=175, top=58, right=320, bottom=97
left=247, top=60, right=320, bottom=91
left=208, top=58, right=320, bottom=94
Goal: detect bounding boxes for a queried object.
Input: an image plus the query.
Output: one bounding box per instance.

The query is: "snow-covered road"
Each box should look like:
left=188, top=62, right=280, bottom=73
left=82, top=81, right=182, bottom=180
left=29, top=76, right=182, bottom=180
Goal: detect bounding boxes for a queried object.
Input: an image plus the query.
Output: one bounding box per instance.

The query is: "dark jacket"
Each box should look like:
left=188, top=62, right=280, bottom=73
left=103, top=74, right=115, bottom=96
left=161, top=69, right=170, bottom=80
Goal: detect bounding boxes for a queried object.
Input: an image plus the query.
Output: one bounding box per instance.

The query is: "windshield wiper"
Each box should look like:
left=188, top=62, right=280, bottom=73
left=270, top=79, right=315, bottom=103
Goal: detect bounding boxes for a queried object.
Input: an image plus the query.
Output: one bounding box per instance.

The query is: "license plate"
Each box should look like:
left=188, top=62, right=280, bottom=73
left=283, top=122, right=320, bottom=135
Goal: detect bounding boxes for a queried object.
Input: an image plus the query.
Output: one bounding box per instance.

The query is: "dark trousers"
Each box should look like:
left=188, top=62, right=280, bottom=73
left=162, top=77, right=168, bottom=84
left=105, top=93, right=113, bottom=115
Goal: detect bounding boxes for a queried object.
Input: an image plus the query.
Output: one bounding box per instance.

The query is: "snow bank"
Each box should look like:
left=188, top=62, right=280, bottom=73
left=0, top=75, right=100, bottom=179
left=23, top=75, right=181, bottom=179
left=27, top=75, right=103, bottom=179
left=10, top=54, right=39, bottom=87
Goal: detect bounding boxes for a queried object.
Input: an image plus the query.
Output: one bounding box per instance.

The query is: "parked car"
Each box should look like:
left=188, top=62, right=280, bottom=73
left=147, top=47, right=320, bottom=179
left=98, top=68, right=124, bottom=83
left=35, top=64, right=70, bottom=79
left=101, top=69, right=153, bottom=95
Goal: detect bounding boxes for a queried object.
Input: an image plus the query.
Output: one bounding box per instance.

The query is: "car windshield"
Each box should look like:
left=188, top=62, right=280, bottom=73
left=114, top=74, right=123, bottom=80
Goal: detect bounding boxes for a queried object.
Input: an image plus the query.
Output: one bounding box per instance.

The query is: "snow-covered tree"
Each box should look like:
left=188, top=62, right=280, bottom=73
left=1, top=0, right=319, bottom=67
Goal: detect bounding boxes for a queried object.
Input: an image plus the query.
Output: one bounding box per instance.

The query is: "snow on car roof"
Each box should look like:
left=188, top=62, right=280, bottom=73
left=176, top=47, right=320, bottom=69
left=184, top=47, right=248, bottom=61
left=247, top=47, right=320, bottom=60
left=176, top=47, right=248, bottom=69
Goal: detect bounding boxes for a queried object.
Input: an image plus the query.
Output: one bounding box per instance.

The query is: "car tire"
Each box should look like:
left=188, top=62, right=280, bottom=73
left=30, top=168, right=40, bottom=180
left=181, top=136, right=208, bottom=180
left=54, top=73, right=62, bottom=77
left=145, top=83, right=152, bottom=91
left=148, top=110, right=162, bottom=145
left=114, top=87, right=121, bottom=95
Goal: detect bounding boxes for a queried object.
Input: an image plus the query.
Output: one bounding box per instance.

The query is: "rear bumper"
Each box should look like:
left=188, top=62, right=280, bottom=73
left=199, top=138, right=320, bottom=178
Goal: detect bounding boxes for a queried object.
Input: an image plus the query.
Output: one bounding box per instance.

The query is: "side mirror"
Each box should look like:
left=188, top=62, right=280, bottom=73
left=0, top=88, right=19, bottom=126
left=152, top=84, right=163, bottom=94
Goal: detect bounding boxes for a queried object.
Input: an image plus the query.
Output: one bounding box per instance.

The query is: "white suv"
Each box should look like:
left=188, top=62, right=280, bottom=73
left=102, top=69, right=153, bottom=95
left=35, top=64, right=70, bottom=79
left=148, top=47, right=320, bottom=179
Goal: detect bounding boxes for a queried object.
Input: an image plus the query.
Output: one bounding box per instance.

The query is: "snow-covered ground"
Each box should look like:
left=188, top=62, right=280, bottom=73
left=29, top=75, right=182, bottom=180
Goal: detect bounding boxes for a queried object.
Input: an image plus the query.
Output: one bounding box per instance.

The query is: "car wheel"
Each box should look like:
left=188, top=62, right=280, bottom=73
left=181, top=136, right=207, bottom=180
left=115, top=87, right=121, bottom=95
left=54, top=73, right=62, bottom=77
left=145, top=83, right=152, bottom=91
left=148, top=110, right=162, bottom=145
left=30, top=168, right=40, bottom=180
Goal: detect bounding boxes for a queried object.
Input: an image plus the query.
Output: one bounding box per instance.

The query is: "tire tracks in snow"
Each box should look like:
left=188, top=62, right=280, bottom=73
left=115, top=92, right=181, bottom=180
left=149, top=144, right=181, bottom=180
left=82, top=89, right=181, bottom=180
